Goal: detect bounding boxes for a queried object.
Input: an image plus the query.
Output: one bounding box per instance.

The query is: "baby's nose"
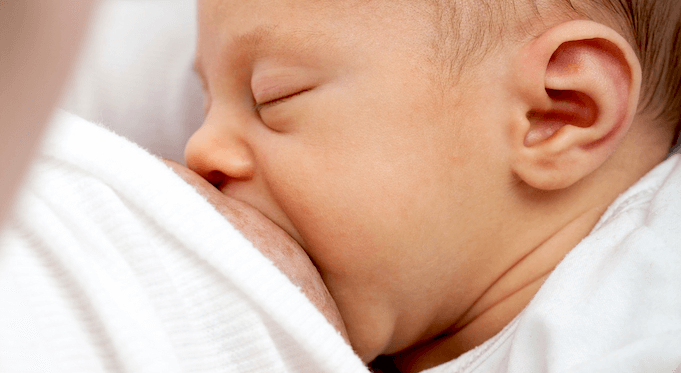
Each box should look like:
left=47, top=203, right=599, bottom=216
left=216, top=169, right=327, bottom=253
left=184, top=121, right=255, bottom=189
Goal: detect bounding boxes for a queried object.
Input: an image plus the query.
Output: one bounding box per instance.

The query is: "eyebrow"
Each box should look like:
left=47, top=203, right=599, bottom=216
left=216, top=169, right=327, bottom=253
left=193, top=25, right=324, bottom=79
left=232, top=26, right=277, bottom=56
left=193, top=26, right=273, bottom=68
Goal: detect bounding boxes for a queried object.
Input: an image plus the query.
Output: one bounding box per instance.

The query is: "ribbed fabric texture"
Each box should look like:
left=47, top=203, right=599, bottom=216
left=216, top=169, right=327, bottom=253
left=0, top=111, right=369, bottom=373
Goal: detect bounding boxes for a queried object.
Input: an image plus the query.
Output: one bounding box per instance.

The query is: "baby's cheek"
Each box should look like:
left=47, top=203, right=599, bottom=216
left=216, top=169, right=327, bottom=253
left=256, top=124, right=428, bottom=271
left=280, top=175, right=398, bottom=266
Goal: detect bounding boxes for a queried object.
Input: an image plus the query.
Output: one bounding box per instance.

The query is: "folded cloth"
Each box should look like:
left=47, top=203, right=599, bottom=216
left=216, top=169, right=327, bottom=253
left=0, top=111, right=368, bottom=373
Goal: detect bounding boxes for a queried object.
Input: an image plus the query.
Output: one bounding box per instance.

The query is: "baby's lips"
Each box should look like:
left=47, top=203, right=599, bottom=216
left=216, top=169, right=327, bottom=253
left=162, top=160, right=298, bottom=250
left=163, top=159, right=349, bottom=340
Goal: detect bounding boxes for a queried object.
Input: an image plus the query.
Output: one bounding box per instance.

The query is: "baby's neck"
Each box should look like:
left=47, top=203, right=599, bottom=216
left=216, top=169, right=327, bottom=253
left=376, top=127, right=671, bottom=372
left=382, top=204, right=608, bottom=372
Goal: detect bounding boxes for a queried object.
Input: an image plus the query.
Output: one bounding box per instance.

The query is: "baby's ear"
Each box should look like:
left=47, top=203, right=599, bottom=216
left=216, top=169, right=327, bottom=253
left=509, top=20, right=642, bottom=190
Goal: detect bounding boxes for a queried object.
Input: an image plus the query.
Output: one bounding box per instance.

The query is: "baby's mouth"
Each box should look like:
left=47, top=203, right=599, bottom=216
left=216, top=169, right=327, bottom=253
left=219, top=184, right=308, bottom=250
left=164, top=159, right=303, bottom=251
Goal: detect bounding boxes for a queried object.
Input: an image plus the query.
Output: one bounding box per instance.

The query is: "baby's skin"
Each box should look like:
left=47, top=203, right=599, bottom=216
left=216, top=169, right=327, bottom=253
left=185, top=0, right=672, bottom=370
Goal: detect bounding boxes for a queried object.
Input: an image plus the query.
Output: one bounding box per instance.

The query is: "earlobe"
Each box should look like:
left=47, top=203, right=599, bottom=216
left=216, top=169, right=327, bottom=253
left=510, top=20, right=642, bottom=190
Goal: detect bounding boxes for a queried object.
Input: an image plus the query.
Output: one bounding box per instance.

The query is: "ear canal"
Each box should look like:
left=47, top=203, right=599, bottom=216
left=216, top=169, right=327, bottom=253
left=524, top=39, right=628, bottom=148
left=525, top=89, right=598, bottom=147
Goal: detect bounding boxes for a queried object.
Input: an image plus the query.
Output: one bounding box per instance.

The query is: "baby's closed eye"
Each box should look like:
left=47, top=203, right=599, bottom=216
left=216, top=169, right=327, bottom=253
left=251, top=64, right=322, bottom=111
left=253, top=87, right=314, bottom=112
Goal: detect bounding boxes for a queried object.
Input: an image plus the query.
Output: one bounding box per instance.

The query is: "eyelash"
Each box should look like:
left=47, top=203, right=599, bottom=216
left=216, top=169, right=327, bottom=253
left=254, top=88, right=312, bottom=112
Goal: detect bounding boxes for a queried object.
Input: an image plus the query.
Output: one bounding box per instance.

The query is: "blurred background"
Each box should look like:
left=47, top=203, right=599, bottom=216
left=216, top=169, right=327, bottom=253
left=60, top=0, right=204, bottom=163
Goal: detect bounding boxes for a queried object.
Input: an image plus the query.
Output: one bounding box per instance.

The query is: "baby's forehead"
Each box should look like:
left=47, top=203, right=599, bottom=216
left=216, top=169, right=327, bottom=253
left=199, top=0, right=435, bottom=34
left=197, top=0, right=437, bottom=62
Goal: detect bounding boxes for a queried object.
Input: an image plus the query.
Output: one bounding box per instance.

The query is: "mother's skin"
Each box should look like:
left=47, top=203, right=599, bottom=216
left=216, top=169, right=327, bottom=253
left=165, top=160, right=349, bottom=342
left=0, top=0, right=94, bottom=225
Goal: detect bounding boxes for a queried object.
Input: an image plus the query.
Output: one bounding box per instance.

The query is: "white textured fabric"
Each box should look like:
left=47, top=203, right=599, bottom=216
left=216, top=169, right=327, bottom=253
left=425, top=155, right=681, bottom=373
left=0, top=111, right=369, bottom=373
left=60, top=0, right=204, bottom=163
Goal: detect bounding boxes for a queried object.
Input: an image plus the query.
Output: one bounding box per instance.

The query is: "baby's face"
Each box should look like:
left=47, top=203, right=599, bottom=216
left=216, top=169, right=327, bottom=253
left=188, top=0, right=510, bottom=360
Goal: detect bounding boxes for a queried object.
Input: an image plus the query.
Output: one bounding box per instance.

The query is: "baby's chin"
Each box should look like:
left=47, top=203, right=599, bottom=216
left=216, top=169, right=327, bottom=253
left=164, top=160, right=348, bottom=341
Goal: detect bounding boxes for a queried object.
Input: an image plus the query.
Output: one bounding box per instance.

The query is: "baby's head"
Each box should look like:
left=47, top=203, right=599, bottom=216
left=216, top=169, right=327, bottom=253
left=186, top=0, right=680, bottom=365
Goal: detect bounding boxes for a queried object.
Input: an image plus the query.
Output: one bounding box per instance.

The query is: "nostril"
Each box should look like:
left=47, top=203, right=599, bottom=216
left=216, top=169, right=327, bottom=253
left=205, top=170, right=227, bottom=190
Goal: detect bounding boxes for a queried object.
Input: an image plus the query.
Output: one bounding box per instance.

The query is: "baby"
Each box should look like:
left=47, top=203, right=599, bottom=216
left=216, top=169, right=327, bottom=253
left=185, top=0, right=681, bottom=371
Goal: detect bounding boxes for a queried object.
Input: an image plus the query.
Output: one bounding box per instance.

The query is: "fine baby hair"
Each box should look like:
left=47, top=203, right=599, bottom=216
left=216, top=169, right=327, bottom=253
left=429, top=0, right=681, bottom=146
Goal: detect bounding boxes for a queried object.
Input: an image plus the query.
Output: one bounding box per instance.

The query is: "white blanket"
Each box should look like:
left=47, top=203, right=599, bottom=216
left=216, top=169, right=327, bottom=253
left=0, top=111, right=368, bottom=373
